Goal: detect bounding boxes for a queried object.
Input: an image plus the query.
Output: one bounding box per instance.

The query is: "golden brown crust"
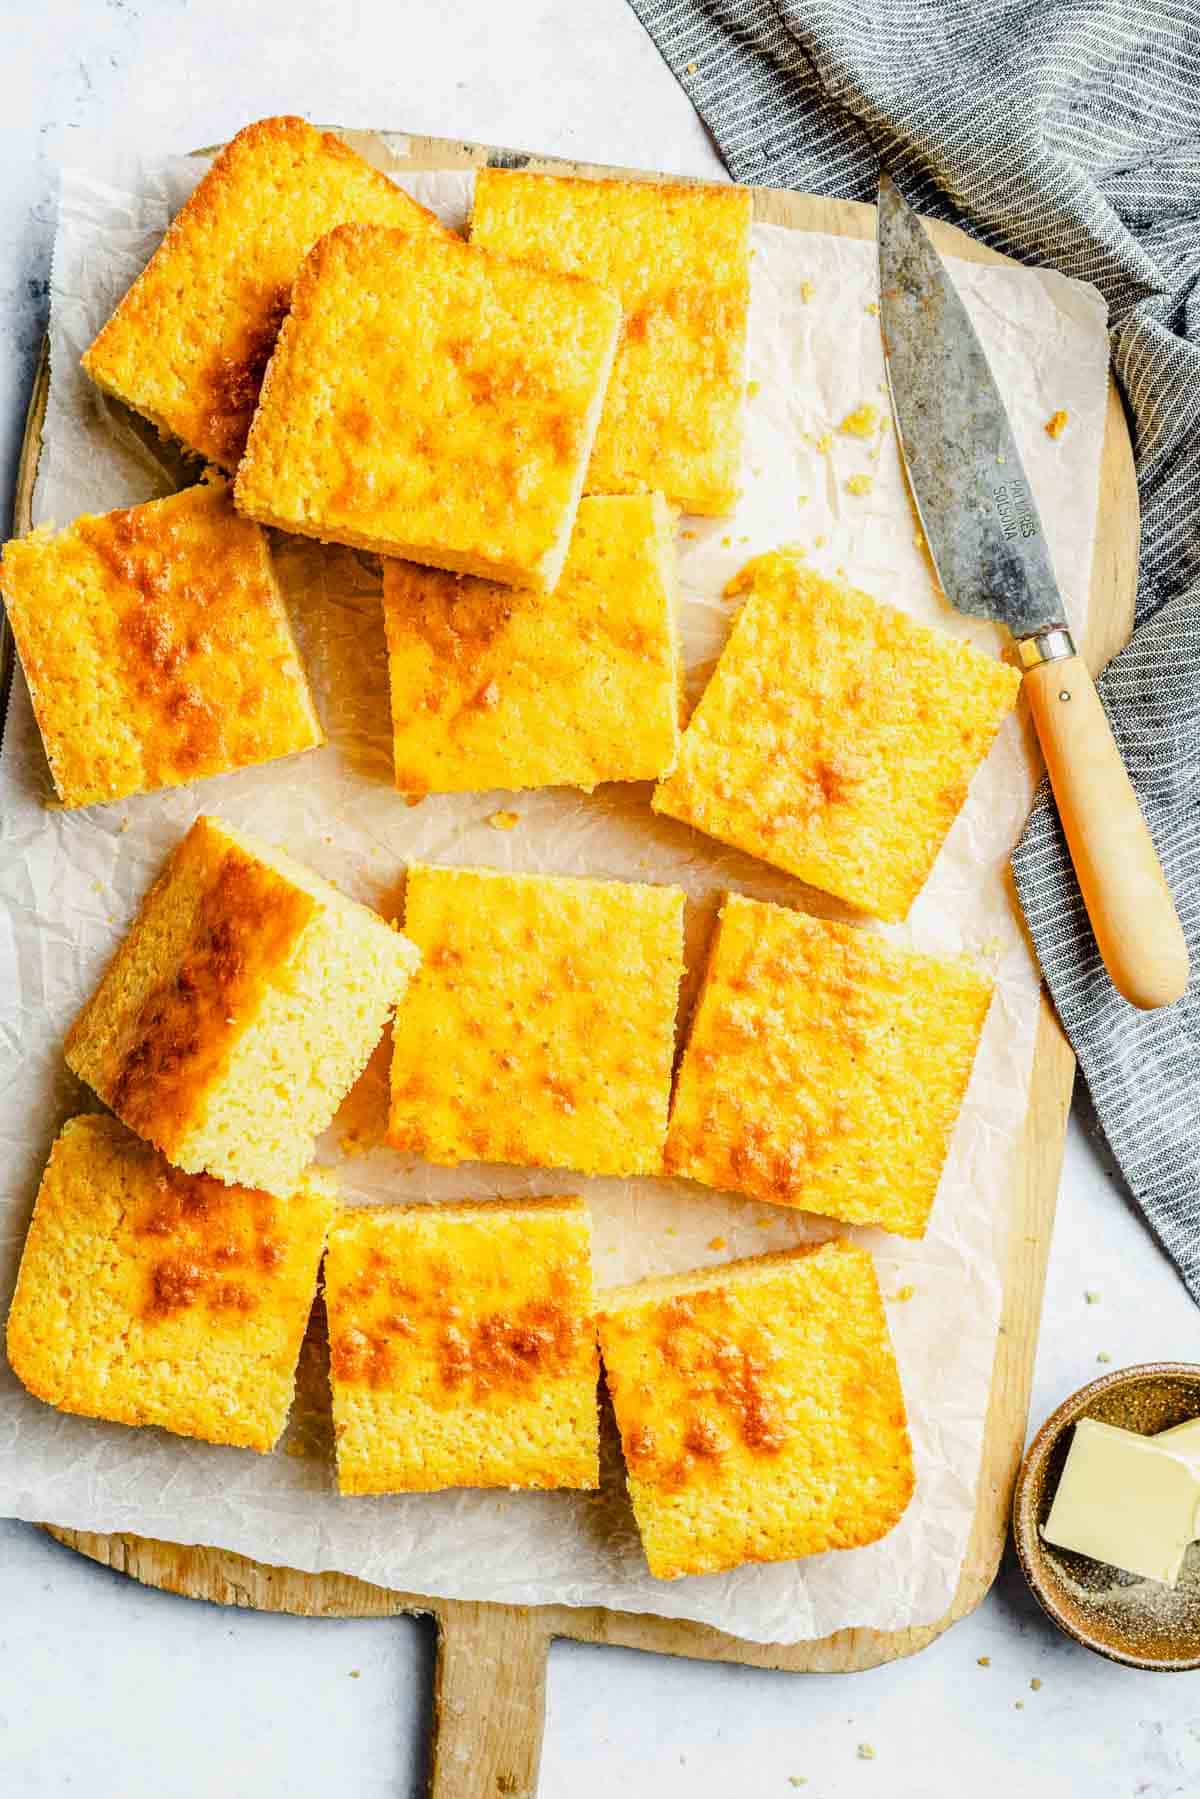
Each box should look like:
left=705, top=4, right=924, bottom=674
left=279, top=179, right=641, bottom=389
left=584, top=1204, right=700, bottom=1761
left=235, top=224, right=622, bottom=591
left=470, top=169, right=752, bottom=515
left=81, top=116, right=448, bottom=468
left=0, top=477, right=323, bottom=807
left=653, top=552, right=1023, bottom=920
left=66, top=817, right=314, bottom=1157
left=663, top=893, right=993, bottom=1236
left=597, top=1240, right=914, bottom=1578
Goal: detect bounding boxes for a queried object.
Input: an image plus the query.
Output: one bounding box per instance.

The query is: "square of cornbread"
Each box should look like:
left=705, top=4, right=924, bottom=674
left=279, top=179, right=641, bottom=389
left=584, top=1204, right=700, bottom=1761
left=235, top=225, right=622, bottom=592
left=653, top=553, right=1023, bottom=921
left=597, top=1239, right=914, bottom=1579
left=65, top=815, right=420, bottom=1197
left=81, top=116, right=447, bottom=469
left=326, top=1195, right=599, bottom=1494
left=388, top=865, right=685, bottom=1176
left=0, top=476, right=323, bottom=808
left=665, top=895, right=993, bottom=1236
left=6, top=1115, right=334, bottom=1451
left=382, top=493, right=680, bottom=798
left=471, top=169, right=752, bottom=516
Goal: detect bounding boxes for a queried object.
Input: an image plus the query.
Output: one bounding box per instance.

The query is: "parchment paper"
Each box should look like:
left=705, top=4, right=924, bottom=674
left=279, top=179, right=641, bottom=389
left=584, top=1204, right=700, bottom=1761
left=0, top=149, right=1110, bottom=1643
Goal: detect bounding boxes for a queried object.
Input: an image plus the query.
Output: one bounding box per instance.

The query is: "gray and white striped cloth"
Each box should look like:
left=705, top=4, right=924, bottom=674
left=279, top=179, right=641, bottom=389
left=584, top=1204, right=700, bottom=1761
left=628, top=0, right=1200, bottom=1298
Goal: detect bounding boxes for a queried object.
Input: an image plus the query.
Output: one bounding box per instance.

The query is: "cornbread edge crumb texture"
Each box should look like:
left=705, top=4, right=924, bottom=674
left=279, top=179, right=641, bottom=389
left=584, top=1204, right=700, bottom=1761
left=597, top=1240, right=914, bottom=1579
left=235, top=225, right=623, bottom=593
left=0, top=476, right=323, bottom=808
left=65, top=815, right=420, bottom=1197
left=665, top=895, right=993, bottom=1237
left=81, top=116, right=447, bottom=469
left=653, top=552, right=1023, bottom=920
left=6, top=1115, right=334, bottom=1452
left=326, top=1195, right=599, bottom=1495
left=382, top=493, right=681, bottom=797
left=388, top=865, right=685, bottom=1177
left=471, top=169, right=752, bottom=515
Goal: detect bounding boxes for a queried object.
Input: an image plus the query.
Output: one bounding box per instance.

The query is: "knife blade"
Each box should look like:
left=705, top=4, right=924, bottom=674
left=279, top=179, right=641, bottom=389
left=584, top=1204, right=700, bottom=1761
left=875, top=171, right=1188, bottom=1011
left=876, top=172, right=1065, bottom=644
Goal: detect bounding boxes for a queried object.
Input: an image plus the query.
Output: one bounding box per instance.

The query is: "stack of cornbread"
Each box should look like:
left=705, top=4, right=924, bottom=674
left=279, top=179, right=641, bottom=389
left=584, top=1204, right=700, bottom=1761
left=1, top=117, right=1026, bottom=1581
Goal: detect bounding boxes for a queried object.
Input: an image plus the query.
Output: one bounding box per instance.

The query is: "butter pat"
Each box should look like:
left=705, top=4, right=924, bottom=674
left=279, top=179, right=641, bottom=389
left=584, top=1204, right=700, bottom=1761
left=1042, top=1417, right=1200, bottom=1587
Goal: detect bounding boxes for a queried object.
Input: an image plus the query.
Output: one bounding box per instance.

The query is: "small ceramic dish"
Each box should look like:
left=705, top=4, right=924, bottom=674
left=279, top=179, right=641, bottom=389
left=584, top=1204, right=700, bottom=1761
left=1013, top=1363, right=1200, bottom=1669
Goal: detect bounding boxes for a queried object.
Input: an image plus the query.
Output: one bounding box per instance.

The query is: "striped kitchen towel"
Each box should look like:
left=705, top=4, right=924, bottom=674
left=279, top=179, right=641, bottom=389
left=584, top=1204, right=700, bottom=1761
left=628, top=0, right=1200, bottom=1298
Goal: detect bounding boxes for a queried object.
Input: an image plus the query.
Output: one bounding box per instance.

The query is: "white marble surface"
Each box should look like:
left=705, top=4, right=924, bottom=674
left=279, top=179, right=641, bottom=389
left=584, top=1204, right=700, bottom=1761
left=2, top=3, right=1199, bottom=1793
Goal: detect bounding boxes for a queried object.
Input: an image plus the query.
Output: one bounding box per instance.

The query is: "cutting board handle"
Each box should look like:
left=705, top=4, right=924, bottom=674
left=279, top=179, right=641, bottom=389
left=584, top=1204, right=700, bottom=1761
left=1023, top=652, right=1189, bottom=1010
left=428, top=1600, right=550, bottom=1798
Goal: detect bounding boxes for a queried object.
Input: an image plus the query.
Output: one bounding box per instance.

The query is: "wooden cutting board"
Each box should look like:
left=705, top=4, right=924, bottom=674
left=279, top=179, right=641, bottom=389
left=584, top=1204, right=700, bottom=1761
left=14, top=128, right=1138, bottom=1799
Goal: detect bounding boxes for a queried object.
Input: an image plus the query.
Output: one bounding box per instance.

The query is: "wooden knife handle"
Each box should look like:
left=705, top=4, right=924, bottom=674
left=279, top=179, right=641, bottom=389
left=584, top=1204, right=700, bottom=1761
left=1023, top=649, right=1189, bottom=1010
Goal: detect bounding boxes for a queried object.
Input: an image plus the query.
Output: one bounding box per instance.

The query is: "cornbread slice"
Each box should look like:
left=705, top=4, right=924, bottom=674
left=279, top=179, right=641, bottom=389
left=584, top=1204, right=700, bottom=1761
left=382, top=493, right=681, bottom=798
left=597, top=1240, right=914, bottom=1579
left=235, top=225, right=622, bottom=592
left=6, top=1114, right=334, bottom=1451
left=653, top=552, right=1023, bottom=921
left=0, top=477, right=322, bottom=808
left=326, top=1195, right=599, bottom=1494
left=81, top=116, right=447, bottom=468
left=665, top=894, right=993, bottom=1236
left=65, top=815, right=420, bottom=1197
left=471, top=169, right=752, bottom=515
left=388, top=865, right=684, bottom=1176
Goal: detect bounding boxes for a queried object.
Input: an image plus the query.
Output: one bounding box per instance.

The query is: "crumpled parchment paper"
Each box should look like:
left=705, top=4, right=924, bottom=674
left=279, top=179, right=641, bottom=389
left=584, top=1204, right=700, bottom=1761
left=0, top=149, right=1110, bottom=1643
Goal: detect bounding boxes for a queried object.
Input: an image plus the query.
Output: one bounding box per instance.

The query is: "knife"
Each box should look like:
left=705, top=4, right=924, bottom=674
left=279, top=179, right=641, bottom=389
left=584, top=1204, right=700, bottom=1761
left=876, top=173, right=1188, bottom=1011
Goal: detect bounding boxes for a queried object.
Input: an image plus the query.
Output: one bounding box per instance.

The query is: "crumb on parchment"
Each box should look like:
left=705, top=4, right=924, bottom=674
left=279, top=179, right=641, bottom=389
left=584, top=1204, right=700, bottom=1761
left=857, top=1743, right=876, bottom=1761
left=846, top=474, right=874, bottom=497
left=708, top=1235, right=727, bottom=1251
left=838, top=403, right=880, bottom=438
left=866, top=301, right=879, bottom=315
left=1030, top=1678, right=1042, bottom=1691
left=815, top=432, right=833, bottom=454
left=487, top=810, right=520, bottom=831
left=1097, top=1351, right=1112, bottom=1363
left=893, top=1284, right=916, bottom=1302
left=799, top=279, right=815, bottom=303
left=1045, top=409, right=1069, bottom=439
left=1085, top=1289, right=1100, bottom=1304
left=977, top=1655, right=990, bottom=1666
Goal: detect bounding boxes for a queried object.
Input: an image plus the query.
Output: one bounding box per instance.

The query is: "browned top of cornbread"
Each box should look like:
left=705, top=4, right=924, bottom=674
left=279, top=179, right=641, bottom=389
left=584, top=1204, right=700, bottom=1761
left=596, top=1240, right=914, bottom=1579
left=81, top=117, right=447, bottom=468
left=381, top=492, right=680, bottom=797
left=0, top=476, right=322, bottom=807
left=471, top=169, right=752, bottom=515
left=234, top=224, right=622, bottom=590
left=5, top=1114, right=334, bottom=1452
left=65, top=816, right=315, bottom=1157
left=664, top=893, right=993, bottom=1237
left=325, top=1195, right=599, bottom=1493
left=653, top=552, right=1023, bottom=920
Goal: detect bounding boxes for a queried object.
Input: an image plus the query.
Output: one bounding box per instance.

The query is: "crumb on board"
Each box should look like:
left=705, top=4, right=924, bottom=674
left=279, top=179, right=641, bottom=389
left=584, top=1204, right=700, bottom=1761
left=893, top=1284, right=916, bottom=1303
left=721, top=535, right=732, bottom=546
left=815, top=432, right=833, bottom=454
left=799, top=279, right=815, bottom=303
left=1045, top=409, right=1069, bottom=439
left=487, top=810, right=520, bottom=831
left=813, top=534, right=825, bottom=548
left=119, top=818, right=131, bottom=834
left=797, top=494, right=809, bottom=506
left=682, top=528, right=697, bottom=540
left=708, top=1235, right=727, bottom=1251
left=845, top=473, right=874, bottom=497
left=838, top=403, right=880, bottom=438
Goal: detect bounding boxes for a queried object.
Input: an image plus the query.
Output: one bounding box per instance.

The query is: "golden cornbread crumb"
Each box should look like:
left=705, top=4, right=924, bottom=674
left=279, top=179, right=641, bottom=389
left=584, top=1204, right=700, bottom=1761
left=388, top=864, right=684, bottom=1177
left=471, top=169, right=751, bottom=516
left=81, top=117, right=447, bottom=468
left=1045, top=409, right=1069, bottom=439
left=382, top=493, right=680, bottom=797
left=0, top=476, right=322, bottom=808
left=326, top=1195, right=599, bottom=1494
left=664, top=895, right=992, bottom=1235
left=597, top=1240, right=913, bottom=1579
left=236, top=224, right=621, bottom=593
left=65, top=815, right=420, bottom=1196
left=814, top=432, right=833, bottom=454
left=845, top=473, right=874, bottom=496
left=487, top=810, right=520, bottom=831
left=6, top=1115, right=333, bottom=1451
left=838, top=403, right=880, bottom=437
left=799, top=280, right=815, bottom=303
left=653, top=552, right=1022, bottom=921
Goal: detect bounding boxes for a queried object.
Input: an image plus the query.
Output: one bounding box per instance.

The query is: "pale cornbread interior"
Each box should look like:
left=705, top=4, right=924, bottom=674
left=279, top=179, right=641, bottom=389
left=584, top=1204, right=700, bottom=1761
left=65, top=816, right=420, bottom=1197
left=6, top=1114, right=335, bottom=1452
left=597, top=1240, right=914, bottom=1579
